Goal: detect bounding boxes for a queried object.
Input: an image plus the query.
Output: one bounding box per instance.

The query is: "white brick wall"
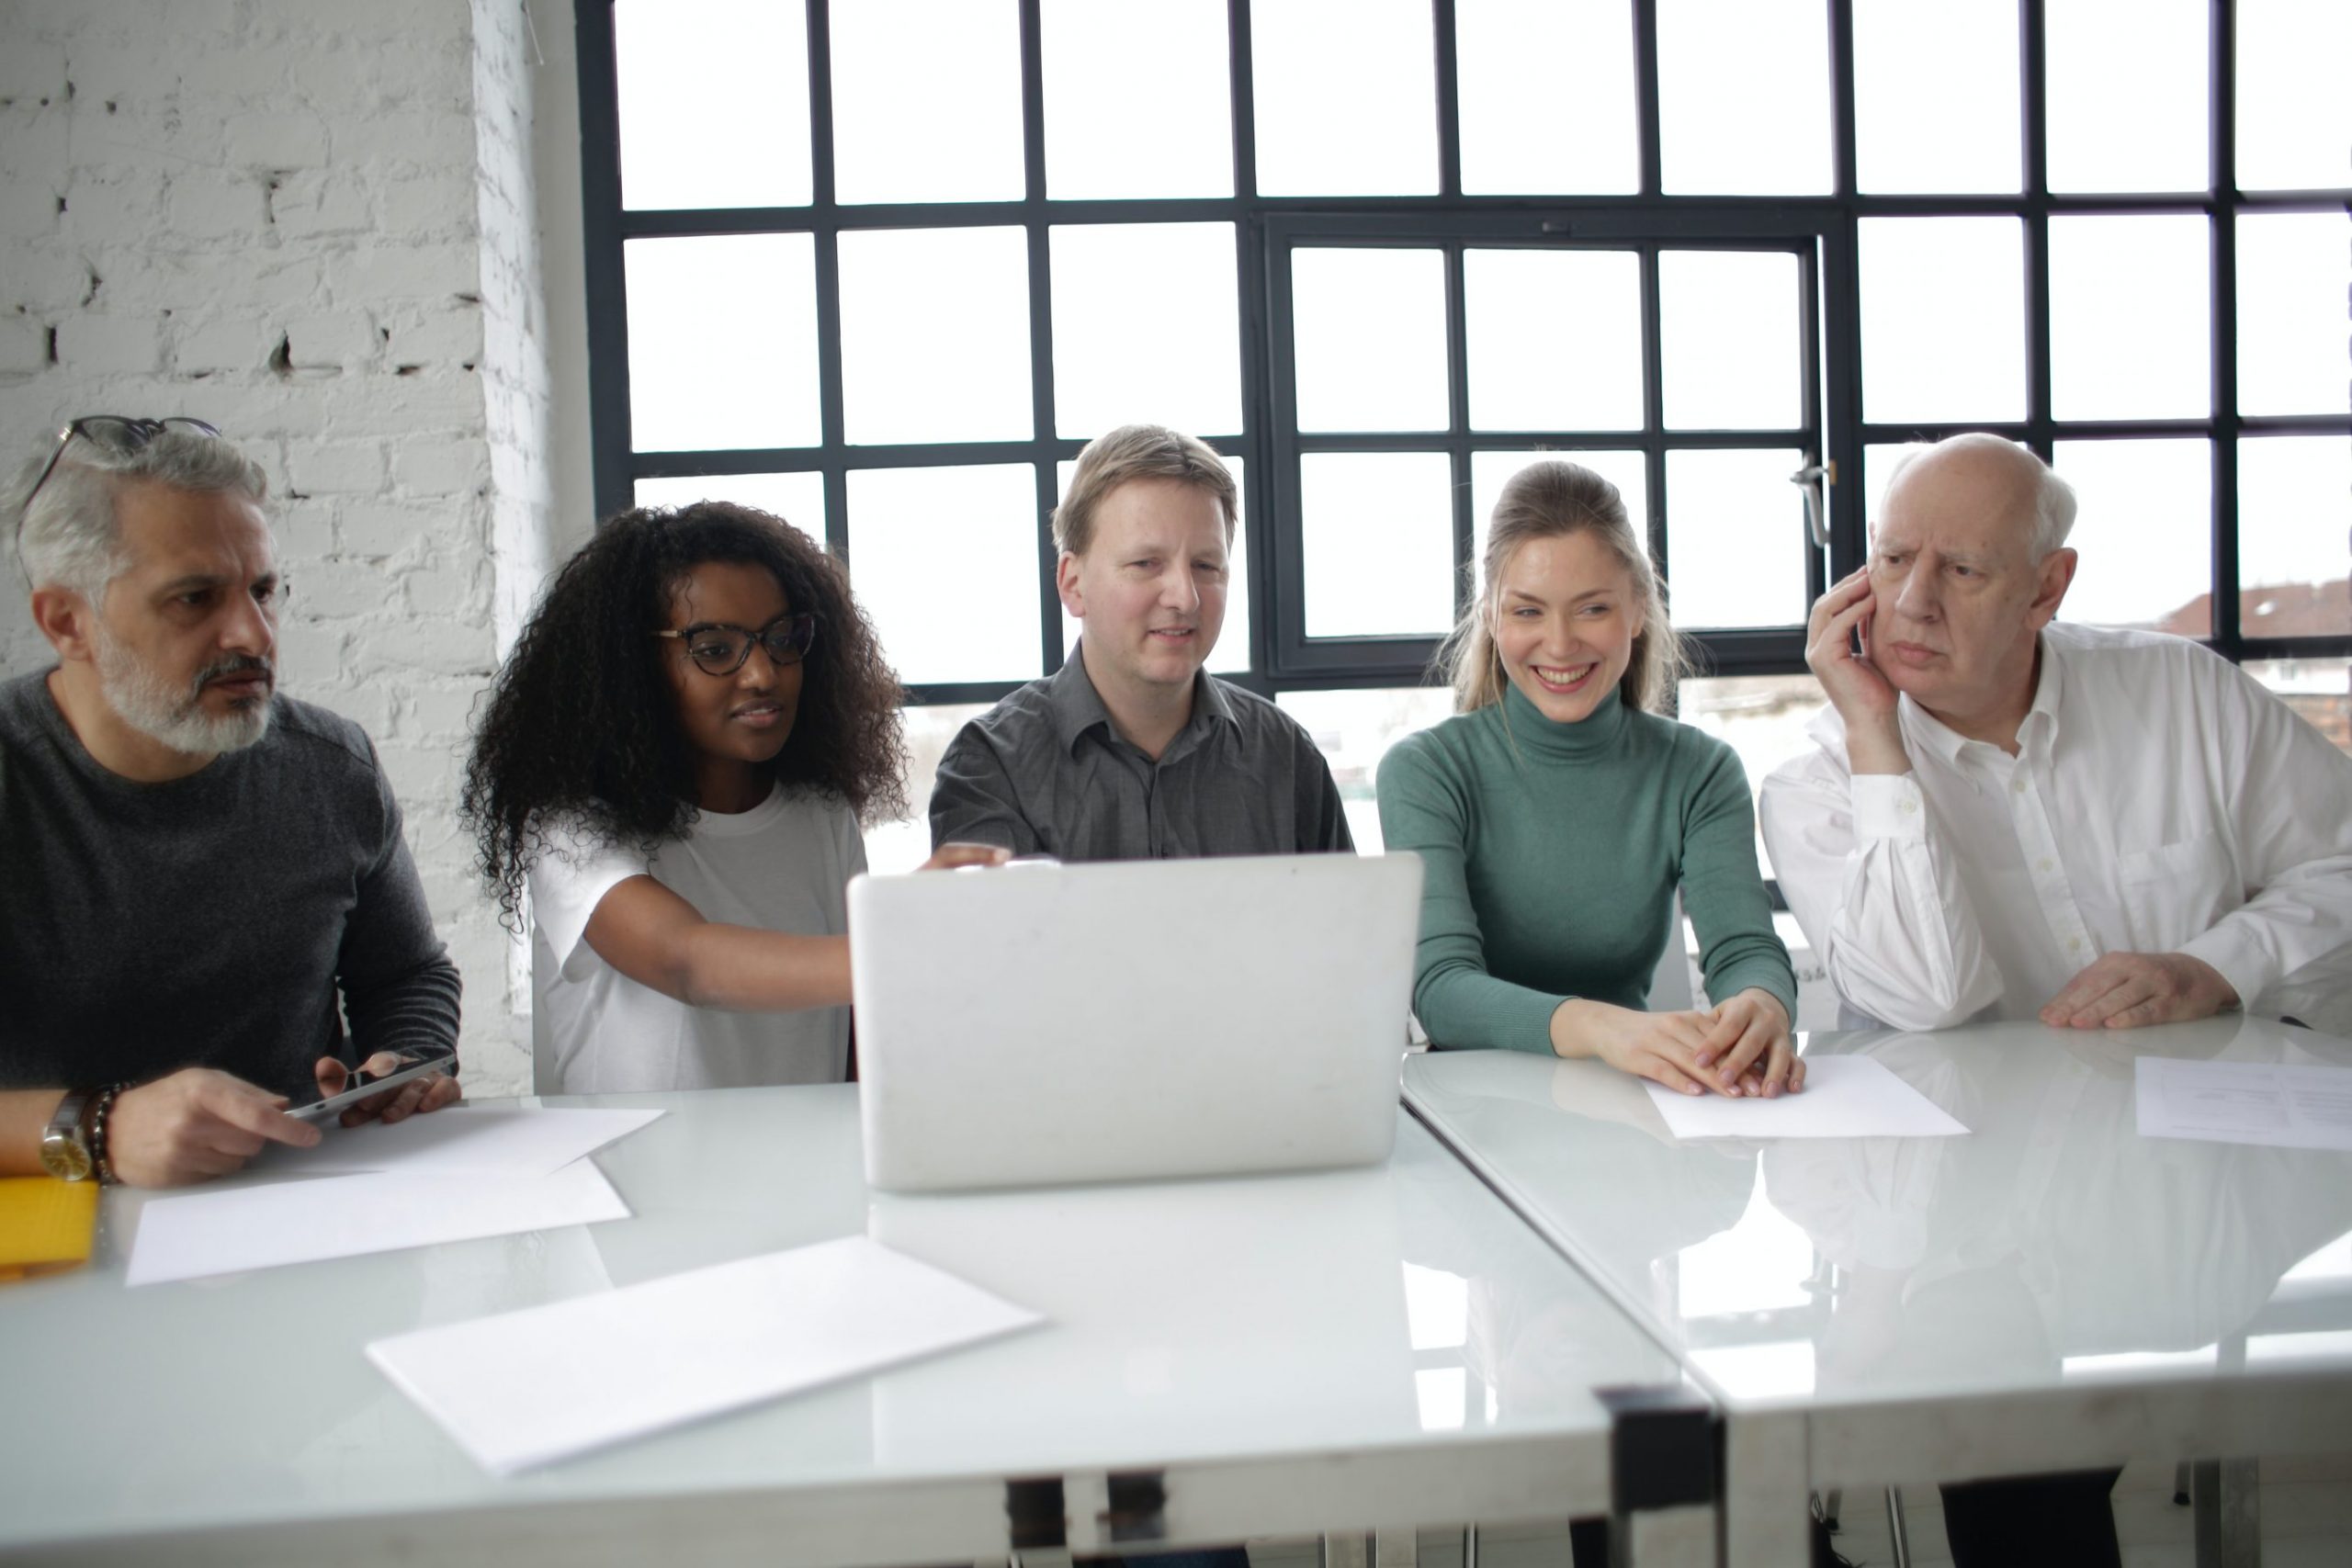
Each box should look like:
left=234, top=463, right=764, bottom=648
left=0, top=0, right=577, bottom=1095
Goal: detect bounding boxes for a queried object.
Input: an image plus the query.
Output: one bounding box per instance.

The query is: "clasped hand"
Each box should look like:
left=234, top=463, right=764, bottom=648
left=1555, top=988, right=1804, bottom=1099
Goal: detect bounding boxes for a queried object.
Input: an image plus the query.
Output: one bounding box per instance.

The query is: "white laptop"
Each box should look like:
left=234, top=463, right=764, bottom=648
left=849, top=852, right=1424, bottom=1192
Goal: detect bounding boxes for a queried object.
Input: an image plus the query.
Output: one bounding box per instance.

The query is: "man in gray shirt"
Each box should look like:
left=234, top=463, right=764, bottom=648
left=931, top=424, right=1351, bottom=860
left=1, top=418, right=461, bottom=1189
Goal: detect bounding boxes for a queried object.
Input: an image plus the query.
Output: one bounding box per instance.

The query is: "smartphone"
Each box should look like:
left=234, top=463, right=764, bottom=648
left=287, top=1044, right=458, bottom=1124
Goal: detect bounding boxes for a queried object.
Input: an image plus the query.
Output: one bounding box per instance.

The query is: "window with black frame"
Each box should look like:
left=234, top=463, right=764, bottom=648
left=578, top=0, right=2351, bottom=874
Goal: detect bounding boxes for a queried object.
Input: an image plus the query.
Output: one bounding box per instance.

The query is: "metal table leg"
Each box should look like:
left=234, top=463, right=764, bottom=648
left=2191, top=1458, right=2261, bottom=1568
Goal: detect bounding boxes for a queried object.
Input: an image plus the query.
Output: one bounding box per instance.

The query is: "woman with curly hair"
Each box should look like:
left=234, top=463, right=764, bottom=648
left=462, top=501, right=1002, bottom=1093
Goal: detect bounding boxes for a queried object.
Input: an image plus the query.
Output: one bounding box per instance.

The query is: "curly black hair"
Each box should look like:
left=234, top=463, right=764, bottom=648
left=462, top=501, right=910, bottom=928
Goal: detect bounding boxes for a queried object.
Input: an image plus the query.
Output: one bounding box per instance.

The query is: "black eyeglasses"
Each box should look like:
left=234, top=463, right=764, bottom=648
left=19, top=416, right=223, bottom=518
left=654, top=611, right=819, bottom=676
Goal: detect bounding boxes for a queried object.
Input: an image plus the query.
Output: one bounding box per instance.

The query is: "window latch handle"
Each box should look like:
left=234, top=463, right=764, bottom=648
left=1790, top=458, right=1837, bottom=549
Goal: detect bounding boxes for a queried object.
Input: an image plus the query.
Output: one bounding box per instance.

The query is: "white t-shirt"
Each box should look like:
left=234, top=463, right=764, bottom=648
left=527, top=786, right=865, bottom=1093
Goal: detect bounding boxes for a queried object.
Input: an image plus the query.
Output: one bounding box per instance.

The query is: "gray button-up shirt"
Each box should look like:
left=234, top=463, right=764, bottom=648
left=928, top=651, right=1353, bottom=861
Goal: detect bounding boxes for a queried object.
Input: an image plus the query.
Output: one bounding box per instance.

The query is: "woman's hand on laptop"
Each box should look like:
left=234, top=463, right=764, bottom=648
left=918, top=843, right=1013, bottom=873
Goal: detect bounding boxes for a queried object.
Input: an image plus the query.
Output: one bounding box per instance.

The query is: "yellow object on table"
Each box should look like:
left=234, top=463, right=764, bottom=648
left=0, top=1176, right=100, bottom=1282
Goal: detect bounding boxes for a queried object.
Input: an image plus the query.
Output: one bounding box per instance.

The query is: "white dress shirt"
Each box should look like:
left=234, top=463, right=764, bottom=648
left=1760, top=622, right=2352, bottom=1035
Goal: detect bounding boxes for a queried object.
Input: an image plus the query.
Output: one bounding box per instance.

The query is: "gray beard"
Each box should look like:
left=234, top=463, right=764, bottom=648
left=91, top=624, right=273, bottom=756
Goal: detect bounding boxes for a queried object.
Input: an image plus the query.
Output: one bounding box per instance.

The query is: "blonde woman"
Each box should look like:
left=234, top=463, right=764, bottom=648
left=1375, top=461, right=1803, bottom=1098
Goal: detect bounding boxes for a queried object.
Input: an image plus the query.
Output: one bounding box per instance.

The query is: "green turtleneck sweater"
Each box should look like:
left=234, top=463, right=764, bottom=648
left=1375, top=683, right=1797, bottom=1053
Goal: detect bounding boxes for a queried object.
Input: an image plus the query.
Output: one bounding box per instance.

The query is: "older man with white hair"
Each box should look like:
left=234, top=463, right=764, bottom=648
left=1, top=416, right=461, bottom=1189
left=1762, top=432, right=2352, bottom=1037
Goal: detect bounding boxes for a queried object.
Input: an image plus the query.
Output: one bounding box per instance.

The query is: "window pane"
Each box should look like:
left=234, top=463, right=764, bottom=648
left=874, top=701, right=998, bottom=873
left=1253, top=0, right=1439, bottom=197
left=2044, top=0, right=2206, bottom=193
left=838, top=228, right=1033, bottom=446
left=847, top=465, right=1042, bottom=684
left=1300, top=452, right=1455, bottom=637
left=626, top=234, right=820, bottom=452
left=634, top=472, right=827, bottom=547
left=2245, top=660, right=2352, bottom=757
left=615, top=0, right=810, bottom=209
left=1470, top=450, right=1650, bottom=579
left=1852, top=0, right=2019, bottom=194
left=1455, top=0, right=1637, bottom=195
left=2239, top=436, right=2352, bottom=642
left=1859, top=218, right=2026, bottom=424
left=2052, top=439, right=2211, bottom=635
left=1050, top=223, right=1241, bottom=440
left=1663, top=448, right=1810, bottom=629
left=2236, top=214, right=2352, bottom=418
left=1042, top=0, right=1232, bottom=198
left=2049, top=215, right=2210, bottom=421
left=1657, top=0, right=1831, bottom=196
left=1277, top=687, right=1457, bottom=852
left=1464, top=250, right=1643, bottom=432
left=831, top=0, right=1023, bottom=203
left=1659, top=251, right=1803, bottom=431
left=2236, top=1, right=2352, bottom=191
left=1293, top=248, right=1450, bottom=433
left=1055, top=456, right=1252, bottom=676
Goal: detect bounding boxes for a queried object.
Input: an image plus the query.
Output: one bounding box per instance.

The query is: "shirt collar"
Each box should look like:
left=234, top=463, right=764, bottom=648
left=1894, top=630, right=2066, bottom=765
left=2021, top=632, right=2064, bottom=747
left=1047, top=646, right=1238, bottom=758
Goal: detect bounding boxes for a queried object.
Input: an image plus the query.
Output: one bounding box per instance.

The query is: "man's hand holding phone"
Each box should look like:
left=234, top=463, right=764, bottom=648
left=105, top=1048, right=460, bottom=1187
left=299, top=1046, right=461, bottom=1128
left=107, top=1067, right=323, bottom=1187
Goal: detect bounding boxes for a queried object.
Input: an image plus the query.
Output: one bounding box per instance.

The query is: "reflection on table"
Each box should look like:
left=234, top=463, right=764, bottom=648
left=1404, top=1016, right=2352, bottom=1468
left=1770, top=1021, right=2352, bottom=1406
left=0, top=1086, right=1682, bottom=1564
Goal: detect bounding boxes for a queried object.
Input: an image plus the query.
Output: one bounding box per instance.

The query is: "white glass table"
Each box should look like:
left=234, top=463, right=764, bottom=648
left=0, top=1088, right=1702, bottom=1566
left=1403, top=1017, right=2352, bottom=1568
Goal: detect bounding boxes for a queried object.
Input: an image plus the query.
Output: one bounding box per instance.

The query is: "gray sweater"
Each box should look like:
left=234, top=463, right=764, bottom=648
left=0, top=670, right=461, bottom=1094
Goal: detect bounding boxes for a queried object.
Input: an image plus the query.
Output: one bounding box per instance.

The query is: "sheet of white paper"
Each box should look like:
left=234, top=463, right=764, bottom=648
left=2135, top=1056, right=2352, bottom=1152
left=367, top=1235, right=1045, bottom=1474
left=1643, top=1054, right=1969, bottom=1140
left=125, top=1162, right=630, bottom=1287
left=264, top=1106, right=664, bottom=1179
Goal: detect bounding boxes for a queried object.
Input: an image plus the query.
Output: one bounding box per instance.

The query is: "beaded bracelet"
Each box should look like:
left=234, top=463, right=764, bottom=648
left=86, top=1082, right=128, bottom=1186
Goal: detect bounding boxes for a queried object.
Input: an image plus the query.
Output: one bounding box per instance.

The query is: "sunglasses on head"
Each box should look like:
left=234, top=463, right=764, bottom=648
left=19, top=416, right=223, bottom=518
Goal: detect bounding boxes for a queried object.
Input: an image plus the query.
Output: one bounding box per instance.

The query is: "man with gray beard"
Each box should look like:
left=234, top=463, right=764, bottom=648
left=1, top=418, right=461, bottom=1188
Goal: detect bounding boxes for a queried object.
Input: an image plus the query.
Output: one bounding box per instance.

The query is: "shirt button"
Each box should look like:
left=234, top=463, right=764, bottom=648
left=1898, top=795, right=1918, bottom=815
left=2067, top=937, right=2083, bottom=953
left=2037, top=858, right=2054, bottom=873
left=2012, top=777, right=2028, bottom=795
